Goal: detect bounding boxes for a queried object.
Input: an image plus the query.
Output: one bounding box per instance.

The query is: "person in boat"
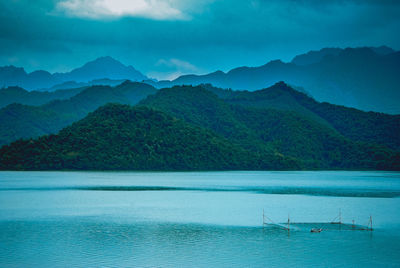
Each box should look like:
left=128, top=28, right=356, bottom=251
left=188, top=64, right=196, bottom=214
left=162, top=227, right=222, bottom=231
left=311, top=228, right=322, bottom=233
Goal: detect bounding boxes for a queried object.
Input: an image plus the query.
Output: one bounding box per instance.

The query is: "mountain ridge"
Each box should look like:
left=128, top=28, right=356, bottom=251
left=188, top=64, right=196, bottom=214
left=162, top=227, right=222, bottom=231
left=138, top=83, right=400, bottom=170
left=0, top=81, right=157, bottom=146
left=147, top=46, right=400, bottom=114
left=0, top=82, right=399, bottom=170
left=0, top=57, right=147, bottom=91
left=201, top=82, right=400, bottom=151
left=0, top=86, right=86, bottom=109
left=1, top=46, right=399, bottom=113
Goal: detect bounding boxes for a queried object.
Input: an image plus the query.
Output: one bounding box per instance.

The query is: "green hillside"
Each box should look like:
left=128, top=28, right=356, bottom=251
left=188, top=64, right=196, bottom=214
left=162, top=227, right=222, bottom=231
left=0, top=81, right=157, bottom=146
left=203, top=82, right=400, bottom=151
left=139, top=85, right=399, bottom=170
left=0, top=82, right=399, bottom=170
left=0, top=104, right=299, bottom=170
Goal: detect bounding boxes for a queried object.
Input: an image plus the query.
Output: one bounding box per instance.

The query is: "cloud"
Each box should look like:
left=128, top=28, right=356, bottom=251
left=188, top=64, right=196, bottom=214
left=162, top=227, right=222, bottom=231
left=147, top=71, right=184, bottom=81
left=56, top=0, right=188, bottom=20
left=156, top=58, right=199, bottom=72
left=148, top=58, right=202, bottom=80
left=0, top=0, right=399, bottom=74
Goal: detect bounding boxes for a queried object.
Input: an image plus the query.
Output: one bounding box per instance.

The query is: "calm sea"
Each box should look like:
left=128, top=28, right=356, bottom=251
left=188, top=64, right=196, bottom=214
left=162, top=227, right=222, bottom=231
left=0, top=171, right=399, bottom=267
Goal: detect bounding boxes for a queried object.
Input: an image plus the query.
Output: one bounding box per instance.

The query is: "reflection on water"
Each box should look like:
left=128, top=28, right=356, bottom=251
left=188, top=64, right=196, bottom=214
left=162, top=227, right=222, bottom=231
left=0, top=171, right=399, bottom=267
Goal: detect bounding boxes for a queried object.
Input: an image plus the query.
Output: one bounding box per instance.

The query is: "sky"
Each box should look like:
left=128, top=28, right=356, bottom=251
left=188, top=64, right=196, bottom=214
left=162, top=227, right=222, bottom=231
left=0, top=0, right=399, bottom=80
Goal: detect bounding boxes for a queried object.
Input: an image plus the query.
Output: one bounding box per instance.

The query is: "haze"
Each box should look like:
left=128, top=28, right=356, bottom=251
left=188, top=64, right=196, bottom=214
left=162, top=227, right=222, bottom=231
left=0, top=0, right=399, bottom=80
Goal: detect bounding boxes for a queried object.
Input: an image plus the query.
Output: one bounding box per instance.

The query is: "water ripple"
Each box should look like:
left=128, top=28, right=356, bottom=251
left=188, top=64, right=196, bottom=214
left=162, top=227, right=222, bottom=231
left=0, top=185, right=399, bottom=198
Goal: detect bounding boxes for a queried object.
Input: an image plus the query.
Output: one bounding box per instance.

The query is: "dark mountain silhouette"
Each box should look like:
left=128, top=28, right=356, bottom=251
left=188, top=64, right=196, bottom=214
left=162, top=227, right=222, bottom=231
left=291, top=46, right=394, bottom=66
left=291, top=48, right=343, bottom=66
left=1, top=47, right=398, bottom=113
left=39, top=78, right=128, bottom=92
left=0, top=86, right=85, bottom=109
left=149, top=47, right=400, bottom=114
left=0, top=66, right=60, bottom=90
left=53, top=56, right=147, bottom=83
left=0, top=57, right=147, bottom=90
left=369, top=46, right=396, bottom=55
left=0, top=81, right=157, bottom=146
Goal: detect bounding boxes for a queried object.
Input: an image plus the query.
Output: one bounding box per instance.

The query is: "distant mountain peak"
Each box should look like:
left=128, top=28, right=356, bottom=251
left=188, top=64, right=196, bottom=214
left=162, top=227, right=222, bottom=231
left=342, top=46, right=375, bottom=54
left=268, top=59, right=284, bottom=65
left=0, top=56, right=148, bottom=90
left=0, top=65, right=26, bottom=75
left=53, top=56, right=148, bottom=84
left=84, top=56, right=126, bottom=67
left=291, top=48, right=343, bottom=66
left=209, top=70, right=225, bottom=75
left=74, top=56, right=136, bottom=72
left=368, top=45, right=395, bottom=55
left=95, top=55, right=115, bottom=61
left=256, top=81, right=298, bottom=96
left=291, top=46, right=396, bottom=66
left=272, top=81, right=290, bottom=89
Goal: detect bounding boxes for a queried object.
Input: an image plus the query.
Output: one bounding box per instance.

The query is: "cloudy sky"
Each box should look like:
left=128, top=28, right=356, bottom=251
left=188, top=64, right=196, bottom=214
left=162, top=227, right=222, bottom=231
left=0, top=0, right=399, bottom=80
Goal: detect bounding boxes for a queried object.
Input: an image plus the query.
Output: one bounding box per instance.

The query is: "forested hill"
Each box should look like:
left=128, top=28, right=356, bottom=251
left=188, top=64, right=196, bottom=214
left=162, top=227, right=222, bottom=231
left=139, top=84, right=400, bottom=170
left=0, top=81, right=157, bottom=146
left=1, top=82, right=399, bottom=171
left=0, top=104, right=299, bottom=171
left=202, top=82, right=400, bottom=151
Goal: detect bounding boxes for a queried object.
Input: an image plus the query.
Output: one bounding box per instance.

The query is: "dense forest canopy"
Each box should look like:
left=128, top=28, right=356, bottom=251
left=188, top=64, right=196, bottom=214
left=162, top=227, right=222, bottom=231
left=0, top=82, right=399, bottom=171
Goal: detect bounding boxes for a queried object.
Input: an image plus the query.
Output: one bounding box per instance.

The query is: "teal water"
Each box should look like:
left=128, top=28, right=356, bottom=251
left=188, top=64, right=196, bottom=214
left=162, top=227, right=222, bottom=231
left=0, top=171, right=399, bottom=267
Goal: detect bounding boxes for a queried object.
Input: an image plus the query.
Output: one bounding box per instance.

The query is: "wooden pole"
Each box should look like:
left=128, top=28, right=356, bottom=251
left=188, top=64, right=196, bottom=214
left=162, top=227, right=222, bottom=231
left=370, top=215, right=373, bottom=231
left=263, top=209, right=265, bottom=227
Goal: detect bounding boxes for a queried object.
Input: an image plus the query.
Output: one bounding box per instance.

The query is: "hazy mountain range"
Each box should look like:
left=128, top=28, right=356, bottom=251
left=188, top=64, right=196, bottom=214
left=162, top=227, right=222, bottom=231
left=155, top=46, right=400, bottom=114
left=0, top=56, right=147, bottom=91
left=0, top=46, right=399, bottom=114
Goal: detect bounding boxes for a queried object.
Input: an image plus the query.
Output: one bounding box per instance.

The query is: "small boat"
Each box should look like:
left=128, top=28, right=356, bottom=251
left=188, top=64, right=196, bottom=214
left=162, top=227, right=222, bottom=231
left=310, top=228, right=322, bottom=233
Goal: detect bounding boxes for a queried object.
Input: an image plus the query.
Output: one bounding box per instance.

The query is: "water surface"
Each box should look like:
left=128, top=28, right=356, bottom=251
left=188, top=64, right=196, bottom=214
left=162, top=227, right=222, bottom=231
left=0, top=171, right=399, bottom=267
